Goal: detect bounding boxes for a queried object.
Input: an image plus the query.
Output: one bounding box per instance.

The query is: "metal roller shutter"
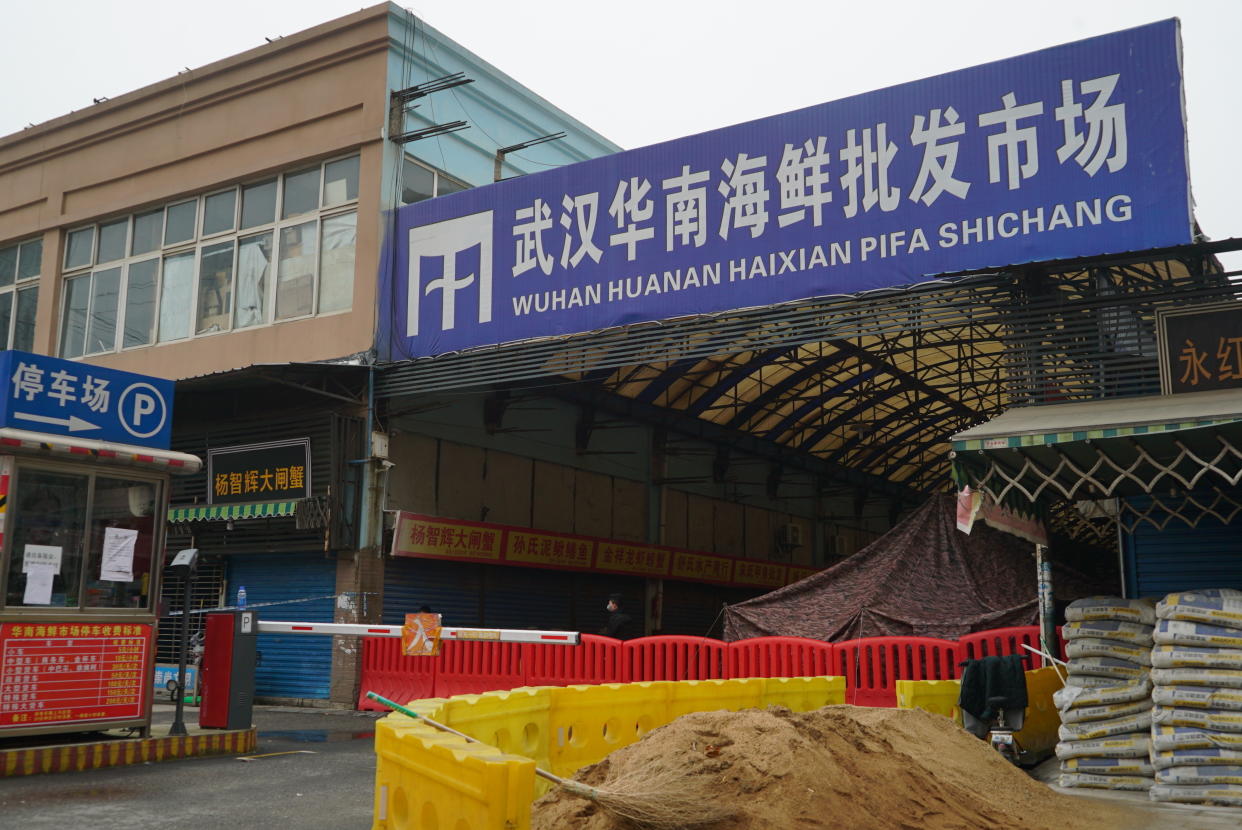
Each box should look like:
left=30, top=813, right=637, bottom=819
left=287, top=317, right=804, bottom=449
left=661, top=581, right=762, bottom=638
left=383, top=557, right=483, bottom=627
left=227, top=554, right=336, bottom=700
left=478, top=564, right=576, bottom=631
left=1123, top=494, right=1242, bottom=598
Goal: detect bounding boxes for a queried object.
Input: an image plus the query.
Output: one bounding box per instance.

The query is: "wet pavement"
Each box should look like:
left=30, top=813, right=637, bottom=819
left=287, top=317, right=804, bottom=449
left=0, top=703, right=384, bottom=830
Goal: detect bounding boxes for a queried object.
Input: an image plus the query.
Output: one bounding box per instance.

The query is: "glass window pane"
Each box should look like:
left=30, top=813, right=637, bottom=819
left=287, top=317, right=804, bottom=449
left=282, top=168, right=320, bottom=218
left=83, top=477, right=162, bottom=609
left=17, top=239, right=42, bottom=280
left=318, top=212, right=356, bottom=314
left=60, top=275, right=90, bottom=358
left=5, top=469, right=89, bottom=609
left=235, top=233, right=272, bottom=328
left=158, top=252, right=195, bottom=342
left=164, top=201, right=197, bottom=245
left=123, top=259, right=159, bottom=348
left=86, top=266, right=121, bottom=354
left=241, top=180, right=277, bottom=229
left=275, top=220, right=317, bottom=320
left=97, top=219, right=128, bottom=264
left=401, top=159, right=435, bottom=205
left=132, top=209, right=163, bottom=255
left=0, top=245, right=15, bottom=289
left=196, top=240, right=234, bottom=334
left=202, top=190, right=237, bottom=236
left=66, top=227, right=94, bottom=269
left=13, top=287, right=37, bottom=352
left=323, top=156, right=359, bottom=206
left=437, top=175, right=466, bottom=196
left=0, top=291, right=12, bottom=349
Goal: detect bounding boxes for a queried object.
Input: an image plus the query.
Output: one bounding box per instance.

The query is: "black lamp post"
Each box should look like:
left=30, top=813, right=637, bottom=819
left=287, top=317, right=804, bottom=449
left=166, top=548, right=199, bottom=737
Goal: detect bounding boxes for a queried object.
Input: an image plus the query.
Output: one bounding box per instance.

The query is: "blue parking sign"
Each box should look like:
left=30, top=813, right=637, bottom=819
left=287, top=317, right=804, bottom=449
left=0, top=351, right=174, bottom=450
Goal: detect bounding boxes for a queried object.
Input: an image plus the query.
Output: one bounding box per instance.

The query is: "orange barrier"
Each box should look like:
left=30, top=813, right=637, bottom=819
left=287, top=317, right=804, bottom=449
left=833, top=636, right=960, bottom=707
left=725, top=635, right=833, bottom=678
left=621, top=636, right=727, bottom=682
left=357, top=626, right=1050, bottom=710
left=957, top=625, right=1065, bottom=665
left=524, top=633, right=622, bottom=687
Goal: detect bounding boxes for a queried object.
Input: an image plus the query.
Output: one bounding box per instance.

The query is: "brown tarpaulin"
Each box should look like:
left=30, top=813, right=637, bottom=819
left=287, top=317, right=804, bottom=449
left=723, top=494, right=1085, bottom=642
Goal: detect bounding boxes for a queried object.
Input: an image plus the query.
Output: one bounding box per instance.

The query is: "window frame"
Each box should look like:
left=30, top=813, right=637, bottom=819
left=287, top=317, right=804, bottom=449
left=0, top=237, right=42, bottom=351
left=0, top=458, right=166, bottom=614
left=57, top=153, right=361, bottom=358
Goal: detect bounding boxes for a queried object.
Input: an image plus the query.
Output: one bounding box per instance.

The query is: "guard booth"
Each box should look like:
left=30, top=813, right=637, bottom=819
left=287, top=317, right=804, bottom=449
left=0, top=351, right=200, bottom=739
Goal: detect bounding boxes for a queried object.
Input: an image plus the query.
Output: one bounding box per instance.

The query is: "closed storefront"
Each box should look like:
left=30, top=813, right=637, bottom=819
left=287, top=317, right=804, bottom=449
left=227, top=554, right=336, bottom=700
left=1122, top=495, right=1242, bottom=597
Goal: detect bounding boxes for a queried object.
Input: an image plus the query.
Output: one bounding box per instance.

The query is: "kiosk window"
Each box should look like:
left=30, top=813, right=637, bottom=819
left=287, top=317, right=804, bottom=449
left=5, top=470, right=89, bottom=608
left=83, top=477, right=161, bottom=609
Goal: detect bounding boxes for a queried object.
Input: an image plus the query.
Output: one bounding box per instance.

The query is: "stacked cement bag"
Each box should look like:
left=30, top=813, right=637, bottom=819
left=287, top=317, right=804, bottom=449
left=1150, top=589, right=1242, bottom=807
left=1056, top=597, right=1156, bottom=791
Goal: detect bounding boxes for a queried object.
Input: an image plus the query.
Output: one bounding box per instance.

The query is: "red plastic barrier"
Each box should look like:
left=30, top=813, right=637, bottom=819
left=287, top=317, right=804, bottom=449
left=524, top=634, right=622, bottom=687
left=725, top=636, right=833, bottom=679
left=434, top=639, right=526, bottom=698
left=357, top=636, right=438, bottom=711
left=832, top=636, right=960, bottom=707
left=622, top=636, right=726, bottom=682
left=957, top=625, right=1064, bottom=666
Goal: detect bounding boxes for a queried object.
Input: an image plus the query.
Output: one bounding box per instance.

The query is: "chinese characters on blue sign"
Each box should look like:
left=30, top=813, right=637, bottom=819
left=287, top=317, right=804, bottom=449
left=380, top=20, right=1191, bottom=360
left=0, top=351, right=174, bottom=449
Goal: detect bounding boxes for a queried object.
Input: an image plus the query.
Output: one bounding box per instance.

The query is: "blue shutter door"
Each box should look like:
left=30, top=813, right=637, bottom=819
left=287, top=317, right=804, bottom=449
left=227, top=554, right=336, bottom=700
left=1123, top=496, right=1242, bottom=598
left=383, top=557, right=483, bottom=626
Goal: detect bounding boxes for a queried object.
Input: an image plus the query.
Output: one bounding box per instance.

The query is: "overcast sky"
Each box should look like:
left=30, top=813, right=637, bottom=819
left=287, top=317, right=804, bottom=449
left=4, top=1, right=1239, bottom=265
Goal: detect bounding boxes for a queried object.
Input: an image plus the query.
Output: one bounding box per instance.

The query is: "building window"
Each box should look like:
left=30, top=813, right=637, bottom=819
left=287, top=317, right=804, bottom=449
left=59, top=154, right=359, bottom=358
left=400, top=155, right=468, bottom=205
left=0, top=237, right=41, bottom=351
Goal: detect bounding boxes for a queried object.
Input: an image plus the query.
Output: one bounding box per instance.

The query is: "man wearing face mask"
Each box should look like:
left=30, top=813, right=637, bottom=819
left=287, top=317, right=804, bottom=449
left=603, top=593, right=633, bottom=639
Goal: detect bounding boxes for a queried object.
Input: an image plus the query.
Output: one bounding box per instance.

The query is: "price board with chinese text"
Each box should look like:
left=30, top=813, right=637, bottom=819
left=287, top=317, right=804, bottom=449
left=0, top=622, right=153, bottom=730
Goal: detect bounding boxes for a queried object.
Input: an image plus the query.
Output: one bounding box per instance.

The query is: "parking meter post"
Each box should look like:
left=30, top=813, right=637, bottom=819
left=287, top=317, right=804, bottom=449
left=166, top=548, right=199, bottom=737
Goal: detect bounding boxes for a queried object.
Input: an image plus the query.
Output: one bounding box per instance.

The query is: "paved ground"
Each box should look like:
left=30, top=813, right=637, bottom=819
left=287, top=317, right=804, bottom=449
left=0, top=704, right=383, bottom=830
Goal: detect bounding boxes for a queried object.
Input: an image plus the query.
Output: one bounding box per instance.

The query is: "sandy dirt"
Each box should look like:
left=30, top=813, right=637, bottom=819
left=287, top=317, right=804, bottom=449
left=530, top=705, right=1154, bottom=830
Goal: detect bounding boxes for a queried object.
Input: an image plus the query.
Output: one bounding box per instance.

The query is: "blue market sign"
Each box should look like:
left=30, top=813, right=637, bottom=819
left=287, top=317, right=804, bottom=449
left=380, top=20, right=1191, bottom=361
left=0, top=351, right=174, bottom=449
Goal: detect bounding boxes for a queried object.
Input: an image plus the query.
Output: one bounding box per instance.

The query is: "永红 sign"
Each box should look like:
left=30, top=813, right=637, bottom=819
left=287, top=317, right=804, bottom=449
left=1158, top=301, right=1242, bottom=394
left=380, top=20, right=1191, bottom=361
left=0, top=350, right=174, bottom=449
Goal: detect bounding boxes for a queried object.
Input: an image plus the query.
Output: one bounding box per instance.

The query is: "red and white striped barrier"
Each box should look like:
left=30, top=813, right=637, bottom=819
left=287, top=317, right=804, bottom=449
left=255, top=620, right=579, bottom=645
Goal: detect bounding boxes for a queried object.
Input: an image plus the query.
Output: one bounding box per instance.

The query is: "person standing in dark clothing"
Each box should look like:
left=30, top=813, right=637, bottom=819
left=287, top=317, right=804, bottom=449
left=603, top=593, right=633, bottom=639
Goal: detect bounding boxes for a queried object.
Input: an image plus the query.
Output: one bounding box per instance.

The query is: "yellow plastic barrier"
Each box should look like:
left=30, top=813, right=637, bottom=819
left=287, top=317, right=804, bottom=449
left=372, top=675, right=847, bottom=830
left=373, top=714, right=536, bottom=830
left=895, top=678, right=961, bottom=722
left=548, top=681, right=672, bottom=779
left=763, top=675, right=847, bottom=711
left=895, top=667, right=1065, bottom=754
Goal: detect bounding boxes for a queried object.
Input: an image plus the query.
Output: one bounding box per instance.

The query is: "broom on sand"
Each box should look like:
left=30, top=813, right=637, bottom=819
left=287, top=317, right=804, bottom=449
left=367, top=691, right=734, bottom=830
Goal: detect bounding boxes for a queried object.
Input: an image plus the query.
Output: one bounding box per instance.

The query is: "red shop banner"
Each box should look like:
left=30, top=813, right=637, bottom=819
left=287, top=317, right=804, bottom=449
left=390, top=511, right=815, bottom=589
left=0, top=622, right=153, bottom=729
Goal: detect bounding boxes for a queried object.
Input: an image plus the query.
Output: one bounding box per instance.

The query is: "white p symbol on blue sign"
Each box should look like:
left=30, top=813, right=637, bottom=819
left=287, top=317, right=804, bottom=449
left=118, top=382, right=168, bottom=439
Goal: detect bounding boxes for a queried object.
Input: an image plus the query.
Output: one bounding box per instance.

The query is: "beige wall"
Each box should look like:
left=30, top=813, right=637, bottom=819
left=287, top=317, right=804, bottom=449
left=0, top=5, right=391, bottom=379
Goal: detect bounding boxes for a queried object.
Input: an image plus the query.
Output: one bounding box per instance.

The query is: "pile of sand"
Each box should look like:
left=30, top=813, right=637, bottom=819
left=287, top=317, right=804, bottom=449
left=531, top=705, right=1147, bottom=830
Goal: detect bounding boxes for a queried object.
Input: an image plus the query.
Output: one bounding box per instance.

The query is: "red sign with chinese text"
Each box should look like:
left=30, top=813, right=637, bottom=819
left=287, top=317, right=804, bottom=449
left=0, top=623, right=152, bottom=729
left=391, top=511, right=809, bottom=589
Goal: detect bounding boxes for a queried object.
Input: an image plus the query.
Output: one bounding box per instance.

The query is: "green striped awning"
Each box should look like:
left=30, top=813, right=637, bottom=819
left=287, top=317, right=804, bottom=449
left=167, top=501, right=299, bottom=523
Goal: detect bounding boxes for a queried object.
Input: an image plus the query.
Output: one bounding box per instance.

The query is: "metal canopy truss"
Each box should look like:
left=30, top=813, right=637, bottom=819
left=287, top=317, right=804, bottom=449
left=378, top=243, right=1235, bottom=498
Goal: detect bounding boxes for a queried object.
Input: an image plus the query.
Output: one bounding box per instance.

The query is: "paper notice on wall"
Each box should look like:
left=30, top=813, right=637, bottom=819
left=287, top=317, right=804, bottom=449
left=23, top=563, right=55, bottom=605
left=100, top=527, right=138, bottom=582
left=22, top=544, right=62, bottom=573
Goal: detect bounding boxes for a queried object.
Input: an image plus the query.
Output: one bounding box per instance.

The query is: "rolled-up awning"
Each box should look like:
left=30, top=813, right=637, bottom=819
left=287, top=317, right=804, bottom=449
left=167, top=500, right=299, bottom=523
left=951, top=388, right=1242, bottom=508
